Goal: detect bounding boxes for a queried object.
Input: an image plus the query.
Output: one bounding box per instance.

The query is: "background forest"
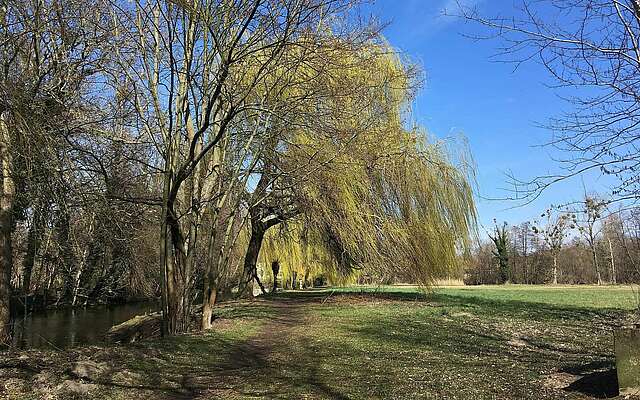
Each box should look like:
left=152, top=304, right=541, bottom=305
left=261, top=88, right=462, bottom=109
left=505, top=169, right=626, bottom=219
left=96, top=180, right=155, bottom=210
left=466, top=200, right=640, bottom=286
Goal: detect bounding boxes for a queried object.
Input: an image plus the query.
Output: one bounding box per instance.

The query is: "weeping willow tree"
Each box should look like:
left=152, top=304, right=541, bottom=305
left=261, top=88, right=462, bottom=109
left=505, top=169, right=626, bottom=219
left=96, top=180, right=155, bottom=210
left=239, top=34, right=476, bottom=290
left=259, top=130, right=476, bottom=288
left=237, top=36, right=421, bottom=289
left=199, top=31, right=473, bottom=317
left=251, top=36, right=476, bottom=287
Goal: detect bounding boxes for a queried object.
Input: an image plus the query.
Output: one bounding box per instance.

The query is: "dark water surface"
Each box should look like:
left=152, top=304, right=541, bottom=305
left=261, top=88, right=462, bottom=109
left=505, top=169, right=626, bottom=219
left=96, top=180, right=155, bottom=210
left=11, top=301, right=159, bottom=349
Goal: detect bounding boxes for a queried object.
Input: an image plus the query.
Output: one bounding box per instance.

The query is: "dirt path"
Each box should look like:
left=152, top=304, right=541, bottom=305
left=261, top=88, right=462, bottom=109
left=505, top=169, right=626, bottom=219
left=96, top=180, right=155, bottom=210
left=179, top=297, right=312, bottom=399
left=219, top=297, right=305, bottom=371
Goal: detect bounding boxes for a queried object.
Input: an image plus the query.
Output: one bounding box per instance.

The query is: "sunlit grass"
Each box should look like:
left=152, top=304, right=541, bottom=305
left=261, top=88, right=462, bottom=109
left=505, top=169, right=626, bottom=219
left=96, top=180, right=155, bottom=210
left=321, top=284, right=638, bottom=310
left=3, top=285, right=634, bottom=399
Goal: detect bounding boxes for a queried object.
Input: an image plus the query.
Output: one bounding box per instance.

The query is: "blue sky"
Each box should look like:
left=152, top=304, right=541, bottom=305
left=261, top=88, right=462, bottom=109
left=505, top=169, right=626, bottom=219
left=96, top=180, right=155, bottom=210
left=364, top=0, right=612, bottom=232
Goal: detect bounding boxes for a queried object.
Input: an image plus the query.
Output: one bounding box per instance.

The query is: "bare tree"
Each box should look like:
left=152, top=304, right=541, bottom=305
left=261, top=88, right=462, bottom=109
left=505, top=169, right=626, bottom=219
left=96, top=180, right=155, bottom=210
left=456, top=1, right=640, bottom=204
left=114, top=0, right=363, bottom=334
left=0, top=0, right=114, bottom=342
left=533, top=208, right=573, bottom=284
left=602, top=212, right=627, bottom=284
left=0, top=109, right=14, bottom=343
left=573, top=196, right=606, bottom=284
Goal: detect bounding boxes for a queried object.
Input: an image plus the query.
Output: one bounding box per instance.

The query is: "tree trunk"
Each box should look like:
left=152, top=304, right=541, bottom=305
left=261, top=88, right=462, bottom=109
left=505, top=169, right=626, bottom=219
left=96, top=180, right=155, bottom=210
left=159, top=197, right=170, bottom=337
left=164, top=206, right=189, bottom=335
left=254, top=272, right=267, bottom=295
left=552, top=254, right=558, bottom=285
left=242, top=224, right=265, bottom=293
left=56, top=209, right=76, bottom=302
left=271, top=261, right=280, bottom=293
left=160, top=179, right=183, bottom=335
left=0, top=110, right=15, bottom=343
left=0, top=195, right=12, bottom=344
left=201, top=230, right=219, bottom=330
left=592, top=245, right=602, bottom=285
left=201, top=285, right=217, bottom=330
left=608, top=238, right=616, bottom=285
left=303, top=270, right=309, bottom=289
left=22, top=205, right=43, bottom=294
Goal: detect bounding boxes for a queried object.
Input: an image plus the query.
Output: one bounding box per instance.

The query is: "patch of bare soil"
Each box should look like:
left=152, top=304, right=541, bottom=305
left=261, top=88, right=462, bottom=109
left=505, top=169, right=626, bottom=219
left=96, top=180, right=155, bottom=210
left=544, top=372, right=581, bottom=390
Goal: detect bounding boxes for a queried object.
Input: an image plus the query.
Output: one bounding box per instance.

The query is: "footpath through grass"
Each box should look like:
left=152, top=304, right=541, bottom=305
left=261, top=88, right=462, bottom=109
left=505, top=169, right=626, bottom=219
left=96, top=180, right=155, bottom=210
left=1, top=285, right=637, bottom=399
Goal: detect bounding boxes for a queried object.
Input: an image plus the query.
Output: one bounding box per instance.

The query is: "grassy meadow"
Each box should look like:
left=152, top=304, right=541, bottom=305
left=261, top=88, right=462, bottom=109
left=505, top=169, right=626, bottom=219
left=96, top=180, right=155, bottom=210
left=1, top=285, right=638, bottom=399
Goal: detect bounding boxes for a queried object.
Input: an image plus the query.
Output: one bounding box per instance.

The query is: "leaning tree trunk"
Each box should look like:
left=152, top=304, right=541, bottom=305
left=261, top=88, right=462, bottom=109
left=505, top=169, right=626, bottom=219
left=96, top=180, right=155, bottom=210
left=242, top=223, right=266, bottom=295
left=254, top=272, right=267, bottom=295
left=0, top=110, right=15, bottom=344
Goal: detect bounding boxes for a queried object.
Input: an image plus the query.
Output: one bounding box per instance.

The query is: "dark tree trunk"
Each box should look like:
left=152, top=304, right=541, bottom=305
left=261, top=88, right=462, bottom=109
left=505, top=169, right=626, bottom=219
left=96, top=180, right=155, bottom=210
left=77, top=229, right=104, bottom=303
left=244, top=223, right=264, bottom=279
left=21, top=206, right=43, bottom=294
left=56, top=209, right=76, bottom=302
left=242, top=224, right=265, bottom=293
left=164, top=206, right=190, bottom=335
left=271, top=261, right=280, bottom=292
left=254, top=272, right=267, bottom=295
left=303, top=270, right=309, bottom=289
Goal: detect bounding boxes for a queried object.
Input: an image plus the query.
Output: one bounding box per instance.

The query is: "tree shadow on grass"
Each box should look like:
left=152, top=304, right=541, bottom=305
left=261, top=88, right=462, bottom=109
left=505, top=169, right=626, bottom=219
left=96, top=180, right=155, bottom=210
left=39, top=289, right=629, bottom=399
left=561, top=361, right=619, bottom=399
left=267, top=289, right=628, bottom=326
left=267, top=289, right=431, bottom=304
left=430, top=293, right=626, bottom=325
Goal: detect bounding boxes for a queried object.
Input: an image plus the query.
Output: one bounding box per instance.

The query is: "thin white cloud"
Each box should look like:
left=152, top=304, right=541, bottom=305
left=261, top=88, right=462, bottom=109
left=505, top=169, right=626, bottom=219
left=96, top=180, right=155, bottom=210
left=441, top=0, right=485, bottom=14
left=434, top=0, right=486, bottom=31
left=377, top=0, right=487, bottom=42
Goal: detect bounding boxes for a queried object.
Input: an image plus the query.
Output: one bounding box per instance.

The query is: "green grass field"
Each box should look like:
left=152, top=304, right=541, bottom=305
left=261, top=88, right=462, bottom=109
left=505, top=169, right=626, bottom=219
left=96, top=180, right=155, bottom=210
left=2, top=285, right=638, bottom=399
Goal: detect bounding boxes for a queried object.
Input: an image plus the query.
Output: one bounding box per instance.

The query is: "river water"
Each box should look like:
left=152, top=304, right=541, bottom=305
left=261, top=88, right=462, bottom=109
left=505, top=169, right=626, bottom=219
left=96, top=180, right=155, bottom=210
left=10, top=301, right=160, bottom=349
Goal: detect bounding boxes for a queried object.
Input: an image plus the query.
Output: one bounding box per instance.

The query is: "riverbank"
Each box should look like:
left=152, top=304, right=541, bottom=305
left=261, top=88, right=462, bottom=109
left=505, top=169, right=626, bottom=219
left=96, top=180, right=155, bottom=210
left=0, top=286, right=637, bottom=399
left=8, top=301, right=160, bottom=349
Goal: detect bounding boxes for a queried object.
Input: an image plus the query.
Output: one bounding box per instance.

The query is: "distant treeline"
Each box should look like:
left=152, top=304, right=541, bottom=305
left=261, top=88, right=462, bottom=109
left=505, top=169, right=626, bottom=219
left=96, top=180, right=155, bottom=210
left=466, top=199, right=640, bottom=285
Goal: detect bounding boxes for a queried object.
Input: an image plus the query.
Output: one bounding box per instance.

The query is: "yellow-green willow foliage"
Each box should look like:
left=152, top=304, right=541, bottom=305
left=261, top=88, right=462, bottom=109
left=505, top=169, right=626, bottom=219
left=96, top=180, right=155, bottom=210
left=275, top=38, right=417, bottom=167
left=259, top=224, right=339, bottom=287
left=241, top=36, right=474, bottom=288
left=249, top=37, right=476, bottom=287
left=260, top=129, right=476, bottom=287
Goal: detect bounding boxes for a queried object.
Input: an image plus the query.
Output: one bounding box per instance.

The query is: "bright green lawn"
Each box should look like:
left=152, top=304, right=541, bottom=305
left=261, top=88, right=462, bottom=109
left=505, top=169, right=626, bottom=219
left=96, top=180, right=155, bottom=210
left=330, top=284, right=639, bottom=310
left=437, top=285, right=639, bottom=310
